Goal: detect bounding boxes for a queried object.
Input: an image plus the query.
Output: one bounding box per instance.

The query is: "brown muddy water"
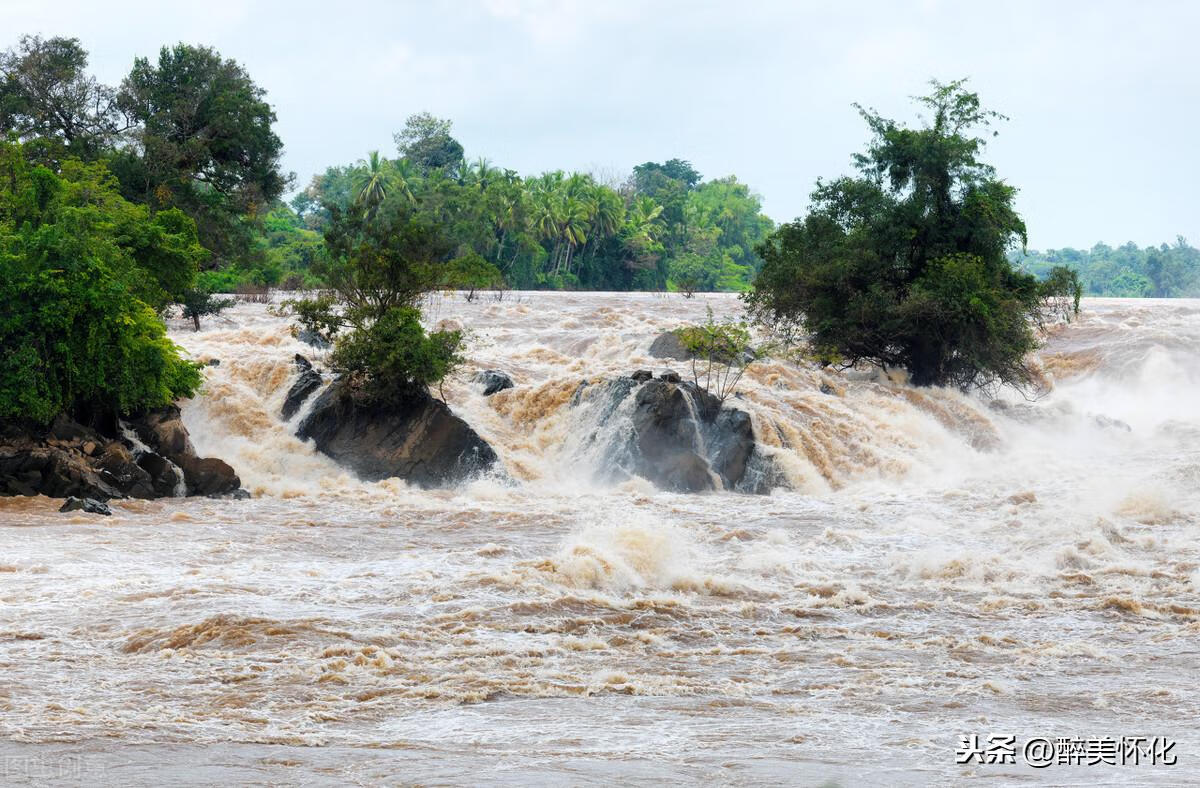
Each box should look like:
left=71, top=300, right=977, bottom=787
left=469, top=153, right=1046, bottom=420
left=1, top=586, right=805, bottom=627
left=2, top=293, right=1198, bottom=786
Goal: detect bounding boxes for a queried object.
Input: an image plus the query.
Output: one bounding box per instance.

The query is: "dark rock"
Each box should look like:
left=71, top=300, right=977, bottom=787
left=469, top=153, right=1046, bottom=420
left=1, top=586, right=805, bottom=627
left=297, top=328, right=331, bottom=350
left=282, top=359, right=324, bottom=421
left=59, top=496, right=111, bottom=516
left=296, top=381, right=498, bottom=488
left=0, top=445, right=122, bottom=500
left=569, top=377, right=767, bottom=493
left=137, top=450, right=185, bottom=497
left=648, top=331, right=692, bottom=361
left=218, top=488, right=252, bottom=500
left=819, top=382, right=835, bottom=395
left=49, top=413, right=101, bottom=443
left=96, top=442, right=154, bottom=499
left=128, top=407, right=194, bottom=458
left=126, top=407, right=241, bottom=496
left=472, top=369, right=514, bottom=396
left=631, top=370, right=653, bottom=383
left=206, top=359, right=221, bottom=367
left=3, top=409, right=239, bottom=500
left=658, top=371, right=682, bottom=383
left=178, top=455, right=241, bottom=496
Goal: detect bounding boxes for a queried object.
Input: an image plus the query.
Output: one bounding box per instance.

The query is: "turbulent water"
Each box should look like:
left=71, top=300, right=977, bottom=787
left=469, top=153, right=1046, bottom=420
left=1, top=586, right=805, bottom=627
left=2, top=293, right=1198, bottom=786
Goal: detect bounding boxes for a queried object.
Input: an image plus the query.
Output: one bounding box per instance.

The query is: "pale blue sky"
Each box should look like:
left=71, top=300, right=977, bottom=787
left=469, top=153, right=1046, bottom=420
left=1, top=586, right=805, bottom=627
left=5, top=0, right=1197, bottom=249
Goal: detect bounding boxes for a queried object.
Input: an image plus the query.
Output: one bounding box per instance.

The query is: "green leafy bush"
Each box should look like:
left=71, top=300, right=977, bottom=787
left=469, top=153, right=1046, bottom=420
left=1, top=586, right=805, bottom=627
left=0, top=141, right=202, bottom=425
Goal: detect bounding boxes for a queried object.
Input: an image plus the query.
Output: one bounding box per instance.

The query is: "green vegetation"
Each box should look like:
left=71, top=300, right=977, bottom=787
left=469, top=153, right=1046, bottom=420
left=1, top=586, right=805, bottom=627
left=747, top=80, right=1082, bottom=390
left=293, top=128, right=774, bottom=293
left=286, top=195, right=465, bottom=401
left=1014, top=239, right=1200, bottom=297
left=677, top=309, right=762, bottom=402
left=0, top=141, right=203, bottom=425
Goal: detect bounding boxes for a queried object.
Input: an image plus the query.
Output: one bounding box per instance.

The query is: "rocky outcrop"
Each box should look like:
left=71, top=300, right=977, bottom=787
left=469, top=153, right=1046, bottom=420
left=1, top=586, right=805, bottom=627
left=282, top=355, right=324, bottom=420
left=569, top=374, right=777, bottom=493
left=1, top=407, right=243, bottom=502
left=296, top=381, right=497, bottom=487
left=472, top=369, right=514, bottom=396
left=648, top=330, right=693, bottom=361
left=59, top=496, right=111, bottom=516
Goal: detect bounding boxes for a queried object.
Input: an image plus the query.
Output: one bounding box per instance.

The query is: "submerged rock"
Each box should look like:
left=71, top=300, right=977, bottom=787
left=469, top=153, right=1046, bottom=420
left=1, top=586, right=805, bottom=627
left=472, top=369, right=514, bottom=396
left=296, top=381, right=497, bottom=488
left=570, top=376, right=773, bottom=493
left=282, top=355, right=324, bottom=420
left=648, top=330, right=692, bottom=361
left=59, top=496, right=112, bottom=516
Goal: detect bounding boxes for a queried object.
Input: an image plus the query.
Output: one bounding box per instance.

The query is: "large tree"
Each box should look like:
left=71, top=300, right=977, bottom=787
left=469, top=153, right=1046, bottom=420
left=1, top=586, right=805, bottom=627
left=114, top=43, right=289, bottom=265
left=393, top=112, right=464, bottom=174
left=0, top=141, right=203, bottom=426
left=747, top=79, right=1081, bottom=390
left=0, top=35, right=124, bottom=160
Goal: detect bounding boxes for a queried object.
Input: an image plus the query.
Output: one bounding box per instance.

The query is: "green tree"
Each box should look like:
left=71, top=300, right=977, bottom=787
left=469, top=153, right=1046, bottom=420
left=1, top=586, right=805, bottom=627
left=747, top=79, right=1081, bottom=390
left=0, top=141, right=202, bottom=425
left=0, top=35, right=125, bottom=160
left=393, top=112, right=464, bottom=174
left=114, top=43, right=289, bottom=265
left=287, top=192, right=462, bottom=400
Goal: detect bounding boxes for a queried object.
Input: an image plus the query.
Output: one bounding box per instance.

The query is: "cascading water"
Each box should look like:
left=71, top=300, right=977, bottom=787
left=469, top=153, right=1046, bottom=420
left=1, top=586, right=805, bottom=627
left=2, top=293, right=1197, bottom=784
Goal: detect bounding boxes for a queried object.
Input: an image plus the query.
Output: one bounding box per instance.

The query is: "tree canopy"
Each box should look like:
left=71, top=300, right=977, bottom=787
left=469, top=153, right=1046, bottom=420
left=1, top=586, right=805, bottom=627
left=747, top=80, right=1081, bottom=390
left=111, top=43, right=289, bottom=265
left=0, top=141, right=203, bottom=425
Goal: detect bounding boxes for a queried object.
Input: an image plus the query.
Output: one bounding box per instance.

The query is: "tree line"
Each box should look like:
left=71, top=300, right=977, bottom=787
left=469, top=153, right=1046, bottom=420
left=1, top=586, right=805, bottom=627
left=1014, top=239, right=1200, bottom=297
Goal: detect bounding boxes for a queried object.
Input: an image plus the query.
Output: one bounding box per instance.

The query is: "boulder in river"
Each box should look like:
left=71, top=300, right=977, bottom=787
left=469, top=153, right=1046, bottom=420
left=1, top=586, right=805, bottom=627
left=296, top=381, right=498, bottom=488
left=472, top=369, right=514, bottom=396
left=59, top=496, right=112, bottom=516
left=569, top=376, right=777, bottom=493
left=1, top=406, right=242, bottom=500
left=648, top=330, right=693, bottom=361
left=282, top=355, right=324, bottom=420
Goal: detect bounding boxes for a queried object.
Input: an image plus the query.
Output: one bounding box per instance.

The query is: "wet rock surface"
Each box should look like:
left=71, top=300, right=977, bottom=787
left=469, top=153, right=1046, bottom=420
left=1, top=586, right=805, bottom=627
left=648, top=330, right=693, bottom=361
left=472, top=369, right=514, bottom=396
left=571, top=376, right=775, bottom=493
left=296, top=381, right=498, bottom=488
left=282, top=355, right=324, bottom=420
left=58, top=496, right=112, bottom=516
left=1, top=407, right=241, bottom=501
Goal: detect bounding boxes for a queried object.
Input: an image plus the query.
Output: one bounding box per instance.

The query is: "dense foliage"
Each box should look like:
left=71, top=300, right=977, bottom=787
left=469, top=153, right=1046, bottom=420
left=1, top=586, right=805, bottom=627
left=290, top=126, right=774, bottom=293
left=287, top=195, right=465, bottom=400
left=747, top=80, right=1082, bottom=390
left=1015, top=239, right=1200, bottom=297
left=0, top=141, right=203, bottom=425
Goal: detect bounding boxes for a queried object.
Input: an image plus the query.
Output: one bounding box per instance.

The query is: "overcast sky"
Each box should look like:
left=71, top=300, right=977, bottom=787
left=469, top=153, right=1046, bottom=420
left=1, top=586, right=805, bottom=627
left=6, top=0, right=1197, bottom=249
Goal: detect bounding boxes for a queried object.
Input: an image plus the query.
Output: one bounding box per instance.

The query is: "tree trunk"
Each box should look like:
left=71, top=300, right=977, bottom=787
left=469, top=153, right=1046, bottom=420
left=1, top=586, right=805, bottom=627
left=192, top=312, right=201, bottom=331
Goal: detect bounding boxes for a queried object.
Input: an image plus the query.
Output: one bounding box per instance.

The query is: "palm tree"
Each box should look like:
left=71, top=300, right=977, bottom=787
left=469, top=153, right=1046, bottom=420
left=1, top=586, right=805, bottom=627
left=559, top=196, right=589, bottom=275
left=391, top=158, right=418, bottom=205
left=352, top=150, right=392, bottom=219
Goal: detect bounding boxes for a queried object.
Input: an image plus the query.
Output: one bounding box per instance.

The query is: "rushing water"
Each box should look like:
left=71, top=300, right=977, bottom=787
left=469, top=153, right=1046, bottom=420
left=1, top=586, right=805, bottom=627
left=2, top=293, right=1198, bottom=786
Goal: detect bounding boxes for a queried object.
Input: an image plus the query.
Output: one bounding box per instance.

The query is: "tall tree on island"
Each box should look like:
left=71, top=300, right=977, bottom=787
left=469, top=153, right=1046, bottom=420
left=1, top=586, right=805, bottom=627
left=747, top=79, right=1082, bottom=391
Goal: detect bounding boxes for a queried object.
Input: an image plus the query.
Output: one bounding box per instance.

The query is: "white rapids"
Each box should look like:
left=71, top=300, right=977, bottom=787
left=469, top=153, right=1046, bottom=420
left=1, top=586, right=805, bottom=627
left=1, top=292, right=1198, bottom=785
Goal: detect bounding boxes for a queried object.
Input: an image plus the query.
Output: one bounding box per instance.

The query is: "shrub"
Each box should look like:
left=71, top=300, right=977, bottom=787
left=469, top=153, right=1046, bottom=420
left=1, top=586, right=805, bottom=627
left=0, top=141, right=203, bottom=425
